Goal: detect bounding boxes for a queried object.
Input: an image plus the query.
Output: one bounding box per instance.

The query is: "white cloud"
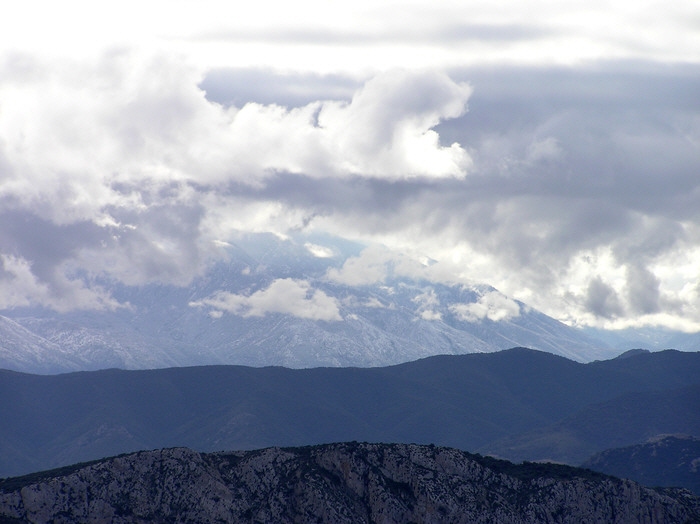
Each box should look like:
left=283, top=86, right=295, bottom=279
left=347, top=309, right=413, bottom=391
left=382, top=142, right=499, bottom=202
left=0, top=55, right=469, bottom=227
left=324, top=245, right=468, bottom=288
left=413, top=288, right=440, bottom=308
left=304, top=243, right=334, bottom=258
left=313, top=71, right=472, bottom=178
left=325, top=246, right=392, bottom=286
left=420, top=310, right=442, bottom=321
left=6, top=1, right=697, bottom=72
left=0, top=51, right=473, bottom=311
left=220, top=70, right=472, bottom=180
left=190, top=278, right=342, bottom=321
left=363, top=297, right=387, bottom=308
left=412, top=288, right=443, bottom=321
left=450, top=291, right=520, bottom=322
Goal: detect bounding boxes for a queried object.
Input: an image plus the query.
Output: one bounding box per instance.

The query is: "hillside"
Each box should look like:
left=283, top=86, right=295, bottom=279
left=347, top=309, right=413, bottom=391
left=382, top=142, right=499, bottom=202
left=2, top=443, right=698, bottom=523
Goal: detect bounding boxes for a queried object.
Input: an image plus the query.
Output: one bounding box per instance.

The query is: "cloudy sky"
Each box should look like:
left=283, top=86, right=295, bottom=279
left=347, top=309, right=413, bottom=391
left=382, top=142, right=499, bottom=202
left=1, top=0, right=699, bottom=331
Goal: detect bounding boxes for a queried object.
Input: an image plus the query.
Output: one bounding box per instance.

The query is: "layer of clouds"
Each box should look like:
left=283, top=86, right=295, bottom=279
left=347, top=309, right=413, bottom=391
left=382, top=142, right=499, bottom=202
left=5, top=1, right=699, bottom=73
left=190, top=278, right=341, bottom=321
left=300, top=63, right=700, bottom=331
left=0, top=52, right=469, bottom=311
left=1, top=48, right=699, bottom=332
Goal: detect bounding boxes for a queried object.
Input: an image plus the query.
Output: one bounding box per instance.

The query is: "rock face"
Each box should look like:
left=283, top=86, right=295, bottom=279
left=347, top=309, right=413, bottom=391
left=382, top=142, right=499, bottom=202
left=2, top=443, right=699, bottom=523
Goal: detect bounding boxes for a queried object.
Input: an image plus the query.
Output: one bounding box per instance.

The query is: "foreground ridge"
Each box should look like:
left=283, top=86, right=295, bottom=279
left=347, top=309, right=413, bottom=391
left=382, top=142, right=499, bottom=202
left=1, top=443, right=699, bottom=523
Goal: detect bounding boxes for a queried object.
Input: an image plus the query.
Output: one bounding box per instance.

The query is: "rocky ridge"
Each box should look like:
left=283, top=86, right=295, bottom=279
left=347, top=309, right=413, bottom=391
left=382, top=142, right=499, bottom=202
left=1, top=443, right=699, bottom=523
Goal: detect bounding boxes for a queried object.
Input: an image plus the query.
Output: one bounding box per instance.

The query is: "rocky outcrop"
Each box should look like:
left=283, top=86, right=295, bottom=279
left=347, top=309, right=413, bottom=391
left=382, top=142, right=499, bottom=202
left=1, top=443, right=699, bottom=523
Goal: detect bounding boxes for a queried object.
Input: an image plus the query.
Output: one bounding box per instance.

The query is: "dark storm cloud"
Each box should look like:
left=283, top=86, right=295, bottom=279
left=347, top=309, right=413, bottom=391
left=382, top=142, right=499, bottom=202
left=626, top=264, right=661, bottom=315
left=585, top=277, right=624, bottom=319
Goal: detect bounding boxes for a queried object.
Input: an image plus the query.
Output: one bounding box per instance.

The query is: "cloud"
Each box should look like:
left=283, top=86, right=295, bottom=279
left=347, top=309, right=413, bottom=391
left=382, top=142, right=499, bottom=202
left=413, top=289, right=442, bottom=321
left=325, top=246, right=392, bottom=286
left=325, top=245, right=466, bottom=288
left=193, top=23, right=554, bottom=47
left=0, top=55, right=469, bottom=221
left=304, top=243, right=334, bottom=258
left=584, top=277, right=624, bottom=319
left=0, top=51, right=471, bottom=311
left=420, top=310, right=442, bottom=321
left=190, top=278, right=342, bottom=321
left=0, top=47, right=699, bottom=334
left=450, top=291, right=520, bottom=322
left=625, top=264, right=661, bottom=315
left=0, top=254, right=121, bottom=312
left=363, top=297, right=387, bottom=308
left=200, top=69, right=358, bottom=108
left=303, top=64, right=700, bottom=331
left=220, top=70, right=471, bottom=180
left=5, top=1, right=699, bottom=75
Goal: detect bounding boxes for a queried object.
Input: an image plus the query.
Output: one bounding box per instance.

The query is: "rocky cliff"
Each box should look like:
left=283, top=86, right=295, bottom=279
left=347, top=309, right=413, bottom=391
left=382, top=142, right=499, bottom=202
left=1, top=443, right=699, bottom=523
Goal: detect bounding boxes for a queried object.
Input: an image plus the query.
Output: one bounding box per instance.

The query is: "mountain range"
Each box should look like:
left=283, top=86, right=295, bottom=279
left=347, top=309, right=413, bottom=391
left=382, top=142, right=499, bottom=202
left=2, top=443, right=698, bottom=523
left=1, top=348, right=698, bottom=484
left=0, top=233, right=619, bottom=374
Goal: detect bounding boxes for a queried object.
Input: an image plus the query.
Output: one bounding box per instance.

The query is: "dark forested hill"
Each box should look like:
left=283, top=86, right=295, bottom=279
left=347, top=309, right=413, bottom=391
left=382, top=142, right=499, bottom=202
left=1, top=348, right=698, bottom=480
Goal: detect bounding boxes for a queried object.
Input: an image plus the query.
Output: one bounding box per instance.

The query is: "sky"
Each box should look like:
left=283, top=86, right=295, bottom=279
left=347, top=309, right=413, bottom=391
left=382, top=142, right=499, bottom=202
left=0, top=0, right=699, bottom=332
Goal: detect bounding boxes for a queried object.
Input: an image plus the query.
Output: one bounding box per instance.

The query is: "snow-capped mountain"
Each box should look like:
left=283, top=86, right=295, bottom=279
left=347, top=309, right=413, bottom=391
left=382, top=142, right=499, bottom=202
left=0, top=315, right=84, bottom=373
left=1, top=233, right=613, bottom=373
